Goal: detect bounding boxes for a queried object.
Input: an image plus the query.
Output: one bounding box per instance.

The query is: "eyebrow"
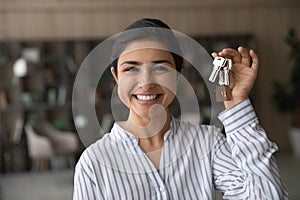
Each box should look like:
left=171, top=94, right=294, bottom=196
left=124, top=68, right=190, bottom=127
left=120, top=60, right=172, bottom=66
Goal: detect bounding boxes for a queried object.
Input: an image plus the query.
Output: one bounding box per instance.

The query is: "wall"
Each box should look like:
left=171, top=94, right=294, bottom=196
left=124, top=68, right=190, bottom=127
left=0, top=0, right=300, bottom=151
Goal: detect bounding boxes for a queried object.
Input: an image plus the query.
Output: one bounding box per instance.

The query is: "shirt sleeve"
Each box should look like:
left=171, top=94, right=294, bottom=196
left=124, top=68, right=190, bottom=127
left=212, top=99, right=289, bottom=199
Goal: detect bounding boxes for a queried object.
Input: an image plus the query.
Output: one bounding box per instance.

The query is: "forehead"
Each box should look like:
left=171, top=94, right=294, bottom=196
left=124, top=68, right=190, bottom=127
left=119, top=40, right=175, bottom=65
left=120, top=39, right=168, bottom=56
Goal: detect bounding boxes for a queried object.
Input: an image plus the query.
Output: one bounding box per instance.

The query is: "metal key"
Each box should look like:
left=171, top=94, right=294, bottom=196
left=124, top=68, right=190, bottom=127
left=227, top=59, right=232, bottom=70
left=209, top=57, right=227, bottom=82
left=223, top=66, right=230, bottom=86
left=218, top=69, right=225, bottom=85
left=213, top=57, right=233, bottom=102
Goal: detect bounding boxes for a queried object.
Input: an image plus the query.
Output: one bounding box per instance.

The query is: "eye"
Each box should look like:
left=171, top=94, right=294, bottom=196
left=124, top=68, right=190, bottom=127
left=153, top=65, right=169, bottom=72
left=124, top=66, right=138, bottom=72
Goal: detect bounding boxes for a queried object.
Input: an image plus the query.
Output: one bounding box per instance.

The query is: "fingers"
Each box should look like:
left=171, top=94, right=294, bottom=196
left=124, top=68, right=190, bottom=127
left=211, top=47, right=259, bottom=70
left=211, top=52, right=218, bottom=58
left=250, top=49, right=259, bottom=71
left=217, top=47, right=256, bottom=67
left=218, top=48, right=241, bottom=63
left=238, top=47, right=251, bottom=67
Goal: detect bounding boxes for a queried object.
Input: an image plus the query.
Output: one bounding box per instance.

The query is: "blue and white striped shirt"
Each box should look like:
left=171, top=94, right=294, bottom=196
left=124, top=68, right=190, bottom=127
left=73, top=99, right=288, bottom=199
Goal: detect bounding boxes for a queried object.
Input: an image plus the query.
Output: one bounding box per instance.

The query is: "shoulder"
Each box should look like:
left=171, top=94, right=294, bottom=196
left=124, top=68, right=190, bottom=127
left=76, top=132, right=115, bottom=169
left=172, top=118, right=224, bottom=149
left=173, top=118, right=222, bottom=140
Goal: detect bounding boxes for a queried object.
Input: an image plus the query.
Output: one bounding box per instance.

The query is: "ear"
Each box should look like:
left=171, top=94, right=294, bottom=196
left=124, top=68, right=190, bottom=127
left=111, top=67, right=118, bottom=83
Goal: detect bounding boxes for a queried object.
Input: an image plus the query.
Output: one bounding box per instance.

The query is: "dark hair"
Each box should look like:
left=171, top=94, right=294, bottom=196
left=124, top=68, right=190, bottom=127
left=111, top=18, right=183, bottom=75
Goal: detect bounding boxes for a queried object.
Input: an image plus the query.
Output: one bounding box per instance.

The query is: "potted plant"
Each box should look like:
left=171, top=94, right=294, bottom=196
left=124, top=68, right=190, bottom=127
left=273, top=28, right=300, bottom=157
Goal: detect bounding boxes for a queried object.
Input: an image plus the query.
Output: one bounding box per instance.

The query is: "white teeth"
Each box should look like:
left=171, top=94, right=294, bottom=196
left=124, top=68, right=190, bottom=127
left=136, top=95, right=158, bottom=101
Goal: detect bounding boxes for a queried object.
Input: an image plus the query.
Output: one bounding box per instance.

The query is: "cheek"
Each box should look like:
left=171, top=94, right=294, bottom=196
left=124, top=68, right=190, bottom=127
left=156, top=73, right=178, bottom=95
left=117, top=75, right=137, bottom=105
left=164, top=87, right=176, bottom=104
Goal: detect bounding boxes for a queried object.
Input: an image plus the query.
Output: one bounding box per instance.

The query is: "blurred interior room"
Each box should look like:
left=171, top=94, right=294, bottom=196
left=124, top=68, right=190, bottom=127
left=0, top=0, right=300, bottom=199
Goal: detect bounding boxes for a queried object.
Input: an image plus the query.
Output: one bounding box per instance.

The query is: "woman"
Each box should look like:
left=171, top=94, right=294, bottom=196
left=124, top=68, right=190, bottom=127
left=73, top=18, right=288, bottom=199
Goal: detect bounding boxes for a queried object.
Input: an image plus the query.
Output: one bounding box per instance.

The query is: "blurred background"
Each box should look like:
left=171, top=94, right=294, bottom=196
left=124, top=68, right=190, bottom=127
left=0, top=0, right=300, bottom=199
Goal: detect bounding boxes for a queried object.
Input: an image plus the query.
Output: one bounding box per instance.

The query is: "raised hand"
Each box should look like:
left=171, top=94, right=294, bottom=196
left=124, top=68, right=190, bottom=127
left=212, top=47, right=259, bottom=109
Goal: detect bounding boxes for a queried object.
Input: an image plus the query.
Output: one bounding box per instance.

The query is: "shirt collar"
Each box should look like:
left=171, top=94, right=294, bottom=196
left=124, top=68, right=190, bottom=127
left=111, top=122, right=139, bottom=146
left=111, top=117, right=178, bottom=146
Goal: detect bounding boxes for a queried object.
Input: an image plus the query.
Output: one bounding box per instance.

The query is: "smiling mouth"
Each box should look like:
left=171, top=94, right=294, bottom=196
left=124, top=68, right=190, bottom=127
left=134, top=94, right=161, bottom=101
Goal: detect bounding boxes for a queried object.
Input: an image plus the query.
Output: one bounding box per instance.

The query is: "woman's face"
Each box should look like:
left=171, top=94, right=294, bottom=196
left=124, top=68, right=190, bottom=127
left=111, top=40, right=178, bottom=123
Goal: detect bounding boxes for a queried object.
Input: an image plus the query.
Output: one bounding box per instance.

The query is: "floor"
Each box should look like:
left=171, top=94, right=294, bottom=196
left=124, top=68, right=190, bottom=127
left=0, top=153, right=299, bottom=200
left=0, top=170, right=74, bottom=200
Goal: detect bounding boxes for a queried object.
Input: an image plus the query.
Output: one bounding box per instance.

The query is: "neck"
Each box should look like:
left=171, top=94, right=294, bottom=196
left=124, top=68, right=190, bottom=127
left=122, top=111, right=171, bottom=150
left=123, top=110, right=171, bottom=138
left=122, top=112, right=171, bottom=169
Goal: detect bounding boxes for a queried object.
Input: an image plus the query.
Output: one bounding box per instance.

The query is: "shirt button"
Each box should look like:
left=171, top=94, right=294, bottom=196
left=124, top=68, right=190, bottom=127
left=160, top=186, right=166, bottom=192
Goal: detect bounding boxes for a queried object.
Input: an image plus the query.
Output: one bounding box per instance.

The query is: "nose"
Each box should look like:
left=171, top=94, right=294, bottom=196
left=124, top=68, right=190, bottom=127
left=137, top=67, right=157, bottom=88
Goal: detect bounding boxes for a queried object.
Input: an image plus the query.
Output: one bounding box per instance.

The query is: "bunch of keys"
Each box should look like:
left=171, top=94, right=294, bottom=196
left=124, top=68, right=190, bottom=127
left=209, top=57, right=232, bottom=102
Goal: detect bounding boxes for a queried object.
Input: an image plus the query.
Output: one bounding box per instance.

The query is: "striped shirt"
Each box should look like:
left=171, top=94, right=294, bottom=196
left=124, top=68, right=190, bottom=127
left=73, top=99, right=288, bottom=199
